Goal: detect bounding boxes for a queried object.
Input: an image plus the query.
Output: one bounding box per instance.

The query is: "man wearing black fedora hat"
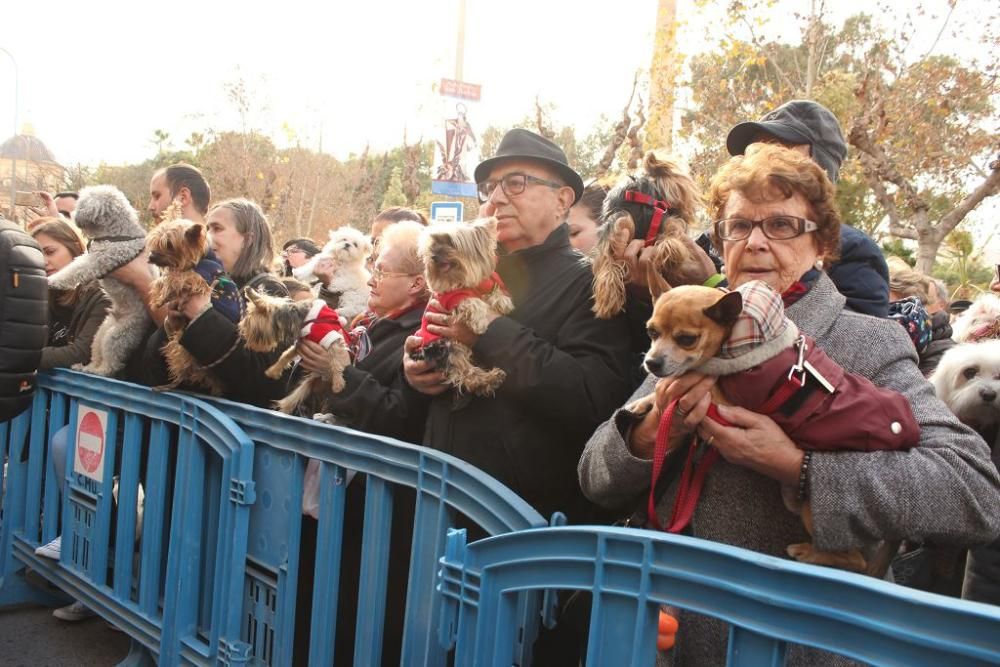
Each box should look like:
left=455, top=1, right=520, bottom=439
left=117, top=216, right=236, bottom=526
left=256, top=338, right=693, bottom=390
left=404, top=128, right=631, bottom=521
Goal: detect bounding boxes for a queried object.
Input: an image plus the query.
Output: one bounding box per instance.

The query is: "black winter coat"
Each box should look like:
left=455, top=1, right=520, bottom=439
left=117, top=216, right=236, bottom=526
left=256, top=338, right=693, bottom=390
left=142, top=272, right=289, bottom=407
left=414, top=225, right=633, bottom=521
left=296, top=303, right=430, bottom=442
left=827, top=224, right=889, bottom=318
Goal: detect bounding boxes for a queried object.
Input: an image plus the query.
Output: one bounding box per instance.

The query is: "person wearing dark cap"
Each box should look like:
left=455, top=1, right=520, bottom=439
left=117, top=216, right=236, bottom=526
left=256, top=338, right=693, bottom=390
left=280, top=237, right=321, bottom=277
left=403, top=128, right=631, bottom=663
left=725, top=99, right=891, bottom=317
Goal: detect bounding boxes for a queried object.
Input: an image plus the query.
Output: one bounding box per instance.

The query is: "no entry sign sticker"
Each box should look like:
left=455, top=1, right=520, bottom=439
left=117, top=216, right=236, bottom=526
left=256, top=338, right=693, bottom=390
left=73, top=406, right=108, bottom=483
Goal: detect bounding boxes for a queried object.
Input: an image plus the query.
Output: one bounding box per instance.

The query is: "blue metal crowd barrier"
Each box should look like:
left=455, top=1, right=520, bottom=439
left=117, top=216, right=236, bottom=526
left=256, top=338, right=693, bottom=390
left=437, top=526, right=1000, bottom=666
left=198, top=395, right=548, bottom=666
left=4, top=370, right=1000, bottom=666
left=0, top=370, right=549, bottom=666
left=0, top=369, right=256, bottom=665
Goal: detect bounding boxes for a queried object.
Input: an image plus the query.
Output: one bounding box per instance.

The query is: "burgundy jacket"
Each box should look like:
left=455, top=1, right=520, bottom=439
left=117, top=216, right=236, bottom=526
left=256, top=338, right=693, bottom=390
left=717, top=334, right=920, bottom=452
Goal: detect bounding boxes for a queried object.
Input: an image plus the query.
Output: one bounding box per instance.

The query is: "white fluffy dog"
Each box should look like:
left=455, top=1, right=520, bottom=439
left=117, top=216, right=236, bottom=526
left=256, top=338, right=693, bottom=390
left=293, top=225, right=372, bottom=321
left=952, top=293, right=1000, bottom=343
left=931, top=339, right=1000, bottom=446
left=48, top=185, right=154, bottom=376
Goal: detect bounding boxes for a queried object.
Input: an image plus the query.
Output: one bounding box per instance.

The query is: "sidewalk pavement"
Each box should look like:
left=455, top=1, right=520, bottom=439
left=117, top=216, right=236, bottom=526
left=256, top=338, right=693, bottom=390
left=0, top=604, right=129, bottom=666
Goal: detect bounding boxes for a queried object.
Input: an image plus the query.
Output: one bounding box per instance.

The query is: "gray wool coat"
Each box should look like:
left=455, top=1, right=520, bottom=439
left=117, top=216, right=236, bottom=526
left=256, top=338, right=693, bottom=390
left=578, top=272, right=1000, bottom=667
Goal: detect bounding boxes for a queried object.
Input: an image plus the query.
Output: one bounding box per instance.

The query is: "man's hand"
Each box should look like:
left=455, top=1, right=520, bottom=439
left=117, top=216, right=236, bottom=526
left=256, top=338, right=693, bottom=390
left=34, top=191, right=61, bottom=218
left=697, top=405, right=804, bottom=486
left=297, top=339, right=332, bottom=378
left=402, top=335, right=449, bottom=396
left=422, top=298, right=499, bottom=348
left=173, top=291, right=211, bottom=322
left=628, top=373, right=715, bottom=459
left=312, top=257, right=334, bottom=287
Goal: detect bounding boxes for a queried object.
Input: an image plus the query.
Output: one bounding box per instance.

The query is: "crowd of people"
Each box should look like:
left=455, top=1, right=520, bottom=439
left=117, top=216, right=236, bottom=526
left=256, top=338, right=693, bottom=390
left=17, top=98, right=1000, bottom=665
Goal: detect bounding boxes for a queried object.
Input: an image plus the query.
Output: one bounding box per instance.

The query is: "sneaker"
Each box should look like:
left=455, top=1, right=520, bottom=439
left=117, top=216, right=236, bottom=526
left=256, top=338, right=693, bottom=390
left=53, top=601, right=95, bottom=622
left=34, top=535, right=61, bottom=560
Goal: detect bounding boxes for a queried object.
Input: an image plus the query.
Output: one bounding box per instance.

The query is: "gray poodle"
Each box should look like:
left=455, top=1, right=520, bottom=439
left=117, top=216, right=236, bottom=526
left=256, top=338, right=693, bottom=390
left=48, top=185, right=154, bottom=376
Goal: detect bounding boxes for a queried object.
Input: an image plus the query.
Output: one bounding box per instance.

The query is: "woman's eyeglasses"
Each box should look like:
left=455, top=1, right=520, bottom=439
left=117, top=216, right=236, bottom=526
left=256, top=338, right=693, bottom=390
left=714, top=216, right=819, bottom=242
left=371, top=268, right=416, bottom=283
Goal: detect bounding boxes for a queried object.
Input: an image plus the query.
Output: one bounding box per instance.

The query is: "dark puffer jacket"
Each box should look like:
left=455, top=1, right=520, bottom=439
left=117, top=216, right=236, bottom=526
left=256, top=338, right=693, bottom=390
left=0, top=221, right=48, bottom=422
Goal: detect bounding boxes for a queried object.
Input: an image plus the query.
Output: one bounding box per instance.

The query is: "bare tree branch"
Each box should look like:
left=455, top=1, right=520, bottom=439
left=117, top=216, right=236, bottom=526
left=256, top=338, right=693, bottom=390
left=595, top=73, right=639, bottom=178
left=921, top=0, right=957, bottom=60
left=740, top=15, right=798, bottom=93
left=935, top=160, right=1000, bottom=240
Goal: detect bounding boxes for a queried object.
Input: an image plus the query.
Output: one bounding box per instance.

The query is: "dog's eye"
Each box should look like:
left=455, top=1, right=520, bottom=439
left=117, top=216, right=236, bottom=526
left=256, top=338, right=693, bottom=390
left=646, top=327, right=659, bottom=341
left=963, top=366, right=979, bottom=380
left=674, top=333, right=699, bottom=348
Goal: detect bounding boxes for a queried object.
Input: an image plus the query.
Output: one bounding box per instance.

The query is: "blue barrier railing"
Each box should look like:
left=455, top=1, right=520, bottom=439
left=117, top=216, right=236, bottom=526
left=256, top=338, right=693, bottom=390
left=0, top=369, right=255, bottom=665
left=5, top=371, right=1000, bottom=667
left=1, top=371, right=549, bottom=667
left=437, top=525, right=1000, bottom=667
left=198, top=395, right=548, bottom=667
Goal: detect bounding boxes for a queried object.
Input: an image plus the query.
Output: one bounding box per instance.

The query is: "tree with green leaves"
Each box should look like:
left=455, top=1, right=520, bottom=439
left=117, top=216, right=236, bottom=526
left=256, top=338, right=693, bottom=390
left=679, top=1, right=998, bottom=272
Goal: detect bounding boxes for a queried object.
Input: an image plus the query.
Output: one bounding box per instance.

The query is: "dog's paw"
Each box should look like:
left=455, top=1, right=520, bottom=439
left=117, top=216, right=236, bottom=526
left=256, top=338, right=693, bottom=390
left=786, top=542, right=813, bottom=562
left=70, top=362, right=86, bottom=372
left=627, top=394, right=657, bottom=417
left=264, top=364, right=285, bottom=380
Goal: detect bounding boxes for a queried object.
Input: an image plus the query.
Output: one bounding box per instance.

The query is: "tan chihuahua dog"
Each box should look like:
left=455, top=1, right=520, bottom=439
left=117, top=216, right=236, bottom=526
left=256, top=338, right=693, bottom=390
left=636, top=267, right=883, bottom=573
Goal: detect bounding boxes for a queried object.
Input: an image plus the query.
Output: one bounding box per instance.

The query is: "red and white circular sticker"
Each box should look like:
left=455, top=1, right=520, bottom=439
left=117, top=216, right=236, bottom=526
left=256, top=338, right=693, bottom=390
left=74, top=407, right=107, bottom=482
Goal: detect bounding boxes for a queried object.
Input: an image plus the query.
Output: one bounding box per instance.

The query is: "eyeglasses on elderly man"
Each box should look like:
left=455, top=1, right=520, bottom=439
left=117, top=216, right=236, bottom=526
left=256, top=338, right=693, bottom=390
left=476, top=172, right=564, bottom=204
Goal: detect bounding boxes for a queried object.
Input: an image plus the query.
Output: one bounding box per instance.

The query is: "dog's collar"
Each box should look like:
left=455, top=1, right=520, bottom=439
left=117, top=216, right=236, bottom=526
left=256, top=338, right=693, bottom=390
left=87, top=234, right=145, bottom=247
left=623, top=190, right=672, bottom=247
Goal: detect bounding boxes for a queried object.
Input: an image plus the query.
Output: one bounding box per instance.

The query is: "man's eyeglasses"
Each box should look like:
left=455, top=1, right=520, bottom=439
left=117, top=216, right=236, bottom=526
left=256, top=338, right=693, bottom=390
left=371, top=268, right=416, bottom=283
left=476, top=172, right=564, bottom=204
left=714, top=216, right=819, bottom=242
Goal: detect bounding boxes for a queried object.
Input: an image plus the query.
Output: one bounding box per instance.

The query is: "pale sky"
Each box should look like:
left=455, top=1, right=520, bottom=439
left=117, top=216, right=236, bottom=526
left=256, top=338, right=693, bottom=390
left=1, top=0, right=994, bottom=248
left=1, top=0, right=987, bottom=167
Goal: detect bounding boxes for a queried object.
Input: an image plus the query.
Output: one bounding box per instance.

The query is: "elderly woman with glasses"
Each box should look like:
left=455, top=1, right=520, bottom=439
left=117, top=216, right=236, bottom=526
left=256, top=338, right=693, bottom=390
left=292, top=220, right=431, bottom=665
left=579, top=144, right=1000, bottom=667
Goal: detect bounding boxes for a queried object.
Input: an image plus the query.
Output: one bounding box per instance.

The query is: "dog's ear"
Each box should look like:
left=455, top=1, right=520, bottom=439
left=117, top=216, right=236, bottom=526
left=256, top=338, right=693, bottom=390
left=244, top=287, right=266, bottom=309
left=647, top=263, right=672, bottom=302
left=184, top=223, right=205, bottom=245
left=703, top=290, right=743, bottom=326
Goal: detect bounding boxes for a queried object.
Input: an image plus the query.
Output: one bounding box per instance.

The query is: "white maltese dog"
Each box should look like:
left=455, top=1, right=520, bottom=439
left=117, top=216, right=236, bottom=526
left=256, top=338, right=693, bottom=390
left=952, top=293, right=1000, bottom=343
left=931, top=338, right=1000, bottom=447
left=293, top=226, right=372, bottom=321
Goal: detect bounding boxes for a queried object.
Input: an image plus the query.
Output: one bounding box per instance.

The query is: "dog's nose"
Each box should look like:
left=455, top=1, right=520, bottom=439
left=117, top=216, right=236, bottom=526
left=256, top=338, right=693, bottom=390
left=644, top=357, right=664, bottom=376
left=980, top=387, right=997, bottom=402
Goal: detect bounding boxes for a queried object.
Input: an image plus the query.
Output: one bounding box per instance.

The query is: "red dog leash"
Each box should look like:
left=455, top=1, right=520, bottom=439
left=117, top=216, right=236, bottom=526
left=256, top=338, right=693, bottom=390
left=623, top=190, right=672, bottom=247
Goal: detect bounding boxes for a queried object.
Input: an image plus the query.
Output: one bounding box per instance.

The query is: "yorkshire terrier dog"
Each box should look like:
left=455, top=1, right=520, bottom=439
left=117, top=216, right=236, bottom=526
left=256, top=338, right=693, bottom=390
left=413, top=217, right=514, bottom=396
left=932, top=339, right=1000, bottom=447
left=146, top=216, right=241, bottom=394
left=240, top=288, right=353, bottom=414
left=48, top=185, right=154, bottom=377
left=592, top=151, right=714, bottom=319
left=637, top=277, right=919, bottom=573
left=293, top=225, right=372, bottom=321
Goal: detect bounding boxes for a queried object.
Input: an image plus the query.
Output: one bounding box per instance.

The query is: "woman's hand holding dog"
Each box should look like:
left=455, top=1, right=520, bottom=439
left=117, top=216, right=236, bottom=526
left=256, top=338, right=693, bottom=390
left=403, top=336, right=449, bottom=396
left=628, top=373, right=715, bottom=459
left=697, top=406, right=804, bottom=486
left=297, top=339, right=332, bottom=379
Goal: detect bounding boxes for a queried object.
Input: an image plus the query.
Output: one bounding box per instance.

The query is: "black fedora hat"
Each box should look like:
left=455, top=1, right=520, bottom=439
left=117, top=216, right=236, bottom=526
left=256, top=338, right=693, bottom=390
left=474, top=128, right=584, bottom=204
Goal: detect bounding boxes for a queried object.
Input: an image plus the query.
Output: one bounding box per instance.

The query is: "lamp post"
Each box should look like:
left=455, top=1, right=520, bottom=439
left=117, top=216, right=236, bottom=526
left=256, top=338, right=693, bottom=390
left=0, top=47, right=17, bottom=220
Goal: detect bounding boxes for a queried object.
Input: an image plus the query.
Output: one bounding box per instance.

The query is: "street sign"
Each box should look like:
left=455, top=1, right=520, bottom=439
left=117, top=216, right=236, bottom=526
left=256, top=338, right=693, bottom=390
left=430, top=201, right=463, bottom=224
left=73, top=406, right=107, bottom=482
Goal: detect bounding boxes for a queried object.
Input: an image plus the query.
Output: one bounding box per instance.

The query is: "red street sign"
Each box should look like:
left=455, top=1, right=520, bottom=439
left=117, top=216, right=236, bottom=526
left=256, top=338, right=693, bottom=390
left=440, top=78, right=481, bottom=101
left=77, top=410, right=105, bottom=475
